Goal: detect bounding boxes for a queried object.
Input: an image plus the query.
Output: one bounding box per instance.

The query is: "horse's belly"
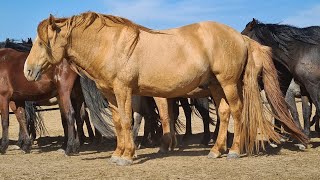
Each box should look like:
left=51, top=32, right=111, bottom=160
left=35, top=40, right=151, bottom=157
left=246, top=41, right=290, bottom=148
left=136, top=76, right=207, bottom=98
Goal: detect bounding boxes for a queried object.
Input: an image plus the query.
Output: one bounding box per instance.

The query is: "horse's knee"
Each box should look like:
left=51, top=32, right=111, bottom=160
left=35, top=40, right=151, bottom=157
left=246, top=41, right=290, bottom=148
left=218, top=100, right=230, bottom=121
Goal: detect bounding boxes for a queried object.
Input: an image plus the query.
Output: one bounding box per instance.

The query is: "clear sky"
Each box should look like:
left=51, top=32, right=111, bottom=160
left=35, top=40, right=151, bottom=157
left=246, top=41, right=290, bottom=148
left=1, top=0, right=320, bottom=41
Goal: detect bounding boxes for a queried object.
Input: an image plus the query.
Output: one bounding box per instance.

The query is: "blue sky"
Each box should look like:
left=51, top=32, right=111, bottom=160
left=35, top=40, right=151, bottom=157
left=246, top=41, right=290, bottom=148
left=1, top=0, right=320, bottom=41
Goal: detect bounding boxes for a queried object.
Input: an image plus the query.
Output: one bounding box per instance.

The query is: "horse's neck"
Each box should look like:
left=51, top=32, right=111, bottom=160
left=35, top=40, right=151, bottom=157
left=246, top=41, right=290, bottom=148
left=66, top=26, right=136, bottom=79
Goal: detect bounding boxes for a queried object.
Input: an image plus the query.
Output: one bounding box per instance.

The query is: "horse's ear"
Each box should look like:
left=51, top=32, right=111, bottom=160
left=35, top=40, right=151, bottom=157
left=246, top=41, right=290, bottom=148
left=48, top=14, right=60, bottom=32
left=247, top=18, right=257, bottom=30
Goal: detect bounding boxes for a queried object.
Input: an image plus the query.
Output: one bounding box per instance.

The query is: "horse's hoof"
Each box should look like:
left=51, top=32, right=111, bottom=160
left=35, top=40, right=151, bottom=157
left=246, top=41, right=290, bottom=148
left=158, top=147, right=169, bottom=154
left=280, top=138, right=287, bottom=143
left=57, top=148, right=65, bottom=153
left=227, top=152, right=240, bottom=159
left=0, top=146, right=8, bottom=154
left=11, top=145, right=21, bottom=150
left=182, top=134, right=192, bottom=141
left=201, top=140, right=210, bottom=146
left=294, top=144, right=306, bottom=151
left=109, top=156, right=121, bottom=164
left=21, top=146, right=31, bottom=154
left=207, top=151, right=221, bottom=159
left=269, top=142, right=278, bottom=148
left=116, top=158, right=133, bottom=166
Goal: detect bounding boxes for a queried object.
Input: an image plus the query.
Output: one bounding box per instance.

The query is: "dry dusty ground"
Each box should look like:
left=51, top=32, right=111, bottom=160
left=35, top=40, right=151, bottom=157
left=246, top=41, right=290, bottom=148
left=0, top=102, right=320, bottom=180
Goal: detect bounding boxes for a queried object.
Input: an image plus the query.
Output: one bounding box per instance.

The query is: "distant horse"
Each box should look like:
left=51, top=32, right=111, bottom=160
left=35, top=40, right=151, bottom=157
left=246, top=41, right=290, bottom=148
left=0, top=47, right=99, bottom=155
left=242, top=19, right=320, bottom=138
left=24, top=12, right=307, bottom=165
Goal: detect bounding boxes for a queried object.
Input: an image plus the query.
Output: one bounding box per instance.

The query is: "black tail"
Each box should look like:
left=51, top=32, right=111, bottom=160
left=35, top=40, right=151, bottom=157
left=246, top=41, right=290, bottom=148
left=25, top=101, right=47, bottom=138
left=79, top=74, right=114, bottom=138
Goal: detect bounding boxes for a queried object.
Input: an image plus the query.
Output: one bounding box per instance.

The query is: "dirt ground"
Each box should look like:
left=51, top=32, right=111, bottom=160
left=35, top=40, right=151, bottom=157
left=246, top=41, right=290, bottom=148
left=0, top=102, right=320, bottom=180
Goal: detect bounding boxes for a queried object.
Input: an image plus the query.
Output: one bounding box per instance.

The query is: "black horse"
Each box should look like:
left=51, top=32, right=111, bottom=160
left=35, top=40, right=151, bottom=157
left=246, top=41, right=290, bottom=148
left=242, top=19, right=320, bottom=138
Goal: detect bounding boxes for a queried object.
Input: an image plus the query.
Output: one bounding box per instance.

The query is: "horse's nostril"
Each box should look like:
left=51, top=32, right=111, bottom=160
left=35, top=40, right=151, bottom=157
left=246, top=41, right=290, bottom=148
left=28, top=69, right=32, bottom=76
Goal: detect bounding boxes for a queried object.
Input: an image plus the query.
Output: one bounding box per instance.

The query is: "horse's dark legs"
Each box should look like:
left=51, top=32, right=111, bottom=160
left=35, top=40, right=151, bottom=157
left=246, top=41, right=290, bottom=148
left=195, top=98, right=211, bottom=145
left=303, top=82, right=320, bottom=137
left=10, top=101, right=32, bottom=153
left=300, top=87, right=311, bottom=137
left=0, top=97, right=9, bottom=154
left=285, top=88, right=303, bottom=129
left=73, top=99, right=85, bottom=146
left=179, top=98, right=192, bottom=138
left=58, top=93, right=79, bottom=155
left=28, top=114, right=36, bottom=142
left=60, top=114, right=68, bottom=150
left=314, top=113, right=320, bottom=134
left=80, top=103, right=95, bottom=143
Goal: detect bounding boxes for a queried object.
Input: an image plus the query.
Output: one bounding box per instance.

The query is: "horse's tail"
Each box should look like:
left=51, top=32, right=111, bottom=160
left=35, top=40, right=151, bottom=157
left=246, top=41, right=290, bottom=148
left=79, top=74, right=114, bottom=138
left=240, top=36, right=308, bottom=154
left=25, top=101, right=47, bottom=138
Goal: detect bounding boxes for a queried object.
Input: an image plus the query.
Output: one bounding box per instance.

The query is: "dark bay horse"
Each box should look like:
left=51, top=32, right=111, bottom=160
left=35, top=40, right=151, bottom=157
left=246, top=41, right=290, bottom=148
left=0, top=47, right=95, bottom=155
left=2, top=39, right=98, bottom=146
left=242, top=19, right=320, bottom=138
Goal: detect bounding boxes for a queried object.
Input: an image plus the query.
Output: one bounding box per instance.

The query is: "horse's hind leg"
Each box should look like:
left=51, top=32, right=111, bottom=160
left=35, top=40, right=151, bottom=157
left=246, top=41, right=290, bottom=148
left=213, top=83, right=242, bottom=159
left=314, top=112, right=320, bottom=134
left=179, top=98, right=192, bottom=139
left=154, top=97, right=176, bottom=153
left=73, top=99, right=85, bottom=146
left=0, top=97, right=9, bottom=154
left=80, top=103, right=95, bottom=143
left=285, top=87, right=302, bottom=129
left=208, top=85, right=230, bottom=158
left=195, top=98, right=211, bottom=145
left=10, top=101, right=31, bottom=153
left=301, top=87, right=311, bottom=138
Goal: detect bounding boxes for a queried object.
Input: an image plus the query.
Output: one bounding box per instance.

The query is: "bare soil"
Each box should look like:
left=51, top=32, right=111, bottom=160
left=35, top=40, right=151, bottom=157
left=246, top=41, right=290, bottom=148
left=0, top=102, right=320, bottom=180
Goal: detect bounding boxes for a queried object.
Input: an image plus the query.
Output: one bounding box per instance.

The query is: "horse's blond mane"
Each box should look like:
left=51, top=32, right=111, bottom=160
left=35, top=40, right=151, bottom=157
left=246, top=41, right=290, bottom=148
left=37, top=12, right=159, bottom=56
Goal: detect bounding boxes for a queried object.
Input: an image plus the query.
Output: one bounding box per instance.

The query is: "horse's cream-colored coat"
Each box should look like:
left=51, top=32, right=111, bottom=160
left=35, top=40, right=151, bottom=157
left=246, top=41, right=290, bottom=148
left=24, top=13, right=306, bottom=165
left=64, top=21, right=246, bottom=98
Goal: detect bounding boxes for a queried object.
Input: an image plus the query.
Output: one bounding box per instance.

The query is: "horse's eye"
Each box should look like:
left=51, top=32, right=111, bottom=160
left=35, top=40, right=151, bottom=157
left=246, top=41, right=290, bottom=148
left=39, top=42, right=43, bottom=46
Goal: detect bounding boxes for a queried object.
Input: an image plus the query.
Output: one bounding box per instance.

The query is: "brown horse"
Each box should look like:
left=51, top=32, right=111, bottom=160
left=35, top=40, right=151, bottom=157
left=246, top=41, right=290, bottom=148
left=24, top=12, right=307, bottom=166
left=0, top=47, right=95, bottom=155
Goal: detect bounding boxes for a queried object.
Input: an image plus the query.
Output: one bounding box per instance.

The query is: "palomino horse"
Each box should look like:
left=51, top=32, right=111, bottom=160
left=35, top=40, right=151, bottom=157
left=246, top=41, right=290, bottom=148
left=24, top=12, right=307, bottom=165
left=242, top=19, right=320, bottom=138
left=0, top=47, right=98, bottom=155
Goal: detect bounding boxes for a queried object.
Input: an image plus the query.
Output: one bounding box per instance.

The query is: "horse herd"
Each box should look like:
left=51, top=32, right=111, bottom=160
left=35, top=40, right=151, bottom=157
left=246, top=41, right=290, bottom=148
left=0, top=12, right=319, bottom=166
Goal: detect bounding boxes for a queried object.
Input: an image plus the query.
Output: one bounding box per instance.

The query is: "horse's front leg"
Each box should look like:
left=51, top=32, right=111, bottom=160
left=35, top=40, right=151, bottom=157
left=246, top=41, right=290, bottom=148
left=112, top=82, right=135, bottom=166
left=154, top=97, right=176, bottom=152
left=58, top=93, right=79, bottom=155
left=10, top=101, right=32, bottom=153
left=0, top=97, right=9, bottom=154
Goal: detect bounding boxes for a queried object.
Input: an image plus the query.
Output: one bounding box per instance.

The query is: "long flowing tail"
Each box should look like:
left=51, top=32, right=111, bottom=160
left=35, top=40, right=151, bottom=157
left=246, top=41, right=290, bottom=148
left=240, top=36, right=308, bottom=154
left=25, top=101, right=48, bottom=138
left=79, top=74, right=114, bottom=138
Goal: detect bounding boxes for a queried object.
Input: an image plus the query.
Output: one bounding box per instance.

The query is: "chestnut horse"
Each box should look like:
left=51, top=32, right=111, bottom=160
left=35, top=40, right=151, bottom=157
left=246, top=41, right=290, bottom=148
left=24, top=12, right=307, bottom=165
left=0, top=47, right=97, bottom=155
